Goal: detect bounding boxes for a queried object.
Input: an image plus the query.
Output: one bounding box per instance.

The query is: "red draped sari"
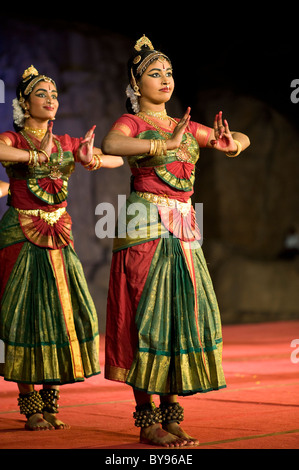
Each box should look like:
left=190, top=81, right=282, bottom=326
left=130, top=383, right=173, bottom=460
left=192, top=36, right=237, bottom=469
left=105, top=114, right=226, bottom=396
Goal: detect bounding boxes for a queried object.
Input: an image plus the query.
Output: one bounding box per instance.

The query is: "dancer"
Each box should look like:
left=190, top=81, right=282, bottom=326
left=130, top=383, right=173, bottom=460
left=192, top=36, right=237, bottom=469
left=103, top=36, right=250, bottom=447
left=0, top=65, right=123, bottom=431
left=0, top=180, right=9, bottom=198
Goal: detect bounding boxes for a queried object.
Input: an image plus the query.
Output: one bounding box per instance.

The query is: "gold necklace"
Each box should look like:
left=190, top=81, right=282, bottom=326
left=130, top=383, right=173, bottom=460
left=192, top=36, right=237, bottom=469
left=142, top=109, right=168, bottom=120
left=24, top=126, right=47, bottom=139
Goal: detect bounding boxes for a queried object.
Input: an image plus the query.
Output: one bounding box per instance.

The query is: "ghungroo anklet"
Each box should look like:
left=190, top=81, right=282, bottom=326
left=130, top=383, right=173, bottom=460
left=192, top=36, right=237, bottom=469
left=133, top=403, right=162, bottom=428
left=159, top=402, right=184, bottom=424
left=39, top=388, right=60, bottom=414
left=18, top=390, right=44, bottom=419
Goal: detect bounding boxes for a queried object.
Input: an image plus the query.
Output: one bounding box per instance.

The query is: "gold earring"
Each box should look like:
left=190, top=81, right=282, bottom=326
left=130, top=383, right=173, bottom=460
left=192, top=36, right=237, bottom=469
left=24, top=106, right=30, bottom=119
left=131, top=69, right=141, bottom=97
left=133, top=85, right=141, bottom=97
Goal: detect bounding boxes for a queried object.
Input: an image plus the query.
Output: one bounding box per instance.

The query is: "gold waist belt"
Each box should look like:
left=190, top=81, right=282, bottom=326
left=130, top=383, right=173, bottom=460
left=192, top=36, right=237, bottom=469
left=15, top=207, right=66, bottom=226
left=136, top=191, right=191, bottom=216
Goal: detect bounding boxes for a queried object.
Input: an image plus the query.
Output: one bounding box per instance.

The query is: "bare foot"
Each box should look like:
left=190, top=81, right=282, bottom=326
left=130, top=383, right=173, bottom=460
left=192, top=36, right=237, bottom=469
left=43, top=411, right=70, bottom=430
left=25, top=413, right=54, bottom=431
left=140, top=423, right=188, bottom=447
left=163, top=422, right=199, bottom=446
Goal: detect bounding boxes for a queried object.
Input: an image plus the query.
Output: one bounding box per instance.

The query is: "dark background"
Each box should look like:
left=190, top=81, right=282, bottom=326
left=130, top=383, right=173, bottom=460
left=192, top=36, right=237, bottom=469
left=1, top=10, right=299, bottom=327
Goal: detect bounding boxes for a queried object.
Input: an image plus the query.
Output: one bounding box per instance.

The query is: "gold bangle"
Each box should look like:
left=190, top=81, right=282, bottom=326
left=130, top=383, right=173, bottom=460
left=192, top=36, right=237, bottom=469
left=161, top=140, right=167, bottom=156
left=147, top=139, right=167, bottom=157
left=38, top=149, right=50, bottom=163
left=28, top=150, right=39, bottom=167
left=226, top=139, right=242, bottom=158
left=34, top=150, right=40, bottom=166
left=91, top=154, right=103, bottom=170
left=148, top=140, right=155, bottom=156
left=28, top=150, right=33, bottom=165
left=83, top=154, right=103, bottom=171
left=82, top=156, right=95, bottom=168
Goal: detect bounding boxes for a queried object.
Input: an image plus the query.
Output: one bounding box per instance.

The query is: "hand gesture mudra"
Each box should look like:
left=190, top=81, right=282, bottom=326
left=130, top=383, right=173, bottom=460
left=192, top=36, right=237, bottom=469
left=77, top=125, right=96, bottom=164
left=169, top=107, right=191, bottom=149
left=210, top=111, right=238, bottom=153
left=39, top=121, right=54, bottom=162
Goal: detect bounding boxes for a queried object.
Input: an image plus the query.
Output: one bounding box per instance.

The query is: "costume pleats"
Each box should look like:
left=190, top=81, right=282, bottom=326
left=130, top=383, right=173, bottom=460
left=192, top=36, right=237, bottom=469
left=106, top=236, right=226, bottom=396
left=0, top=213, right=100, bottom=384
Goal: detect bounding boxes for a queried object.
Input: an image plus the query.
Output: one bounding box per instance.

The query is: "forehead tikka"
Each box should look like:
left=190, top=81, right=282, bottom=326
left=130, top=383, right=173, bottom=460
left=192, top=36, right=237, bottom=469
left=157, top=56, right=167, bottom=70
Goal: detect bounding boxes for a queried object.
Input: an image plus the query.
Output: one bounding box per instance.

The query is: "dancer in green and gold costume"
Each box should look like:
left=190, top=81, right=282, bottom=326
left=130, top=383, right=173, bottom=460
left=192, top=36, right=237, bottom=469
left=0, top=66, right=123, bottom=430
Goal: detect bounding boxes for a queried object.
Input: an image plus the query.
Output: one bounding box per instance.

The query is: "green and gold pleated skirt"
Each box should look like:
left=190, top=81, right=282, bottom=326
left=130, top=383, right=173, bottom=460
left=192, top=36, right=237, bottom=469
left=0, top=208, right=100, bottom=384
left=105, top=235, right=226, bottom=396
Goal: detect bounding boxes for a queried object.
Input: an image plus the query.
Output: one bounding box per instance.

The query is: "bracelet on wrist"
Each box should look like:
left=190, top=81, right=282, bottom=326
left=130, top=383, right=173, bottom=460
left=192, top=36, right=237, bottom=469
left=82, top=154, right=103, bottom=171
left=148, top=139, right=167, bottom=157
left=226, top=139, right=242, bottom=158
left=28, top=149, right=40, bottom=167
left=38, top=149, right=50, bottom=163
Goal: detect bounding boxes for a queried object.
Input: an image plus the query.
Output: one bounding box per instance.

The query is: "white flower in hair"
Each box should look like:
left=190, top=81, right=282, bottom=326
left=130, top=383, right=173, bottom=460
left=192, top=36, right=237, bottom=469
left=126, top=85, right=140, bottom=114
left=12, top=98, right=25, bottom=127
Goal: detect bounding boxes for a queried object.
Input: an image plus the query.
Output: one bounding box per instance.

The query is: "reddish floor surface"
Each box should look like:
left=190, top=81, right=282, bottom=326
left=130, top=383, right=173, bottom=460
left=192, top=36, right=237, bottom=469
left=0, top=321, right=299, bottom=451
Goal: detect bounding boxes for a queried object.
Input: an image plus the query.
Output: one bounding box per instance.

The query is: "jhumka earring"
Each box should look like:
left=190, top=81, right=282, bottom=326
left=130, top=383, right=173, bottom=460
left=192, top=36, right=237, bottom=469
left=133, top=85, right=141, bottom=97
left=24, top=106, right=30, bottom=119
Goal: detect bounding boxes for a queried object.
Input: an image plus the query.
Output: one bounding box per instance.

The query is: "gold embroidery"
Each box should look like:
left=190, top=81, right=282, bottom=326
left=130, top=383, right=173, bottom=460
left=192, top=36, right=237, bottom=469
left=105, top=364, right=130, bottom=382
left=111, top=122, right=132, bottom=136
left=15, top=207, right=66, bottom=226
left=49, top=249, right=84, bottom=379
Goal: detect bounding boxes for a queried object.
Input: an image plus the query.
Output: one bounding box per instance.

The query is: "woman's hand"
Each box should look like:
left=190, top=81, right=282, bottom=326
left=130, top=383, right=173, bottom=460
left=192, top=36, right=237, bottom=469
left=168, top=107, right=191, bottom=150
left=39, top=121, right=54, bottom=162
left=210, top=111, right=238, bottom=153
left=77, top=125, right=96, bottom=164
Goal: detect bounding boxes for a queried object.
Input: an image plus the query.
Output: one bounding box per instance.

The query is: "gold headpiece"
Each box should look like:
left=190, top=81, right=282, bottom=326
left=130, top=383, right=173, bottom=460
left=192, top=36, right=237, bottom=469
left=22, top=65, right=39, bottom=81
left=134, top=35, right=154, bottom=51
left=19, top=65, right=57, bottom=97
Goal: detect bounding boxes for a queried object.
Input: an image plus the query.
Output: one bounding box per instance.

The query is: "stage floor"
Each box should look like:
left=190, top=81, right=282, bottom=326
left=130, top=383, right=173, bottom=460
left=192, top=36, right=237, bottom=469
left=0, top=321, right=299, bottom=450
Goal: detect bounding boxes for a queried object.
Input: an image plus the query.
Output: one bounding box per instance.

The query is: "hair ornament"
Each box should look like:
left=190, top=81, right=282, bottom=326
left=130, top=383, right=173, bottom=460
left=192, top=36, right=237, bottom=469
left=12, top=97, right=26, bottom=127
left=133, top=55, right=141, bottom=64
left=125, top=85, right=140, bottom=114
left=134, top=35, right=154, bottom=51
left=22, top=65, right=39, bottom=81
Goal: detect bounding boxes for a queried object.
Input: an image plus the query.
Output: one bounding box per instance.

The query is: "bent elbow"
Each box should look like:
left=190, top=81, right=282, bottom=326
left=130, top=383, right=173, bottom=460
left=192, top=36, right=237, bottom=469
left=102, top=136, right=114, bottom=156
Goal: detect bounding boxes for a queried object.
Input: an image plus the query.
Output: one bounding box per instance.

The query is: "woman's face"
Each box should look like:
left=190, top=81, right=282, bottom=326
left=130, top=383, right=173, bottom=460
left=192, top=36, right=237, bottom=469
left=138, top=58, right=174, bottom=106
left=26, top=80, right=59, bottom=122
